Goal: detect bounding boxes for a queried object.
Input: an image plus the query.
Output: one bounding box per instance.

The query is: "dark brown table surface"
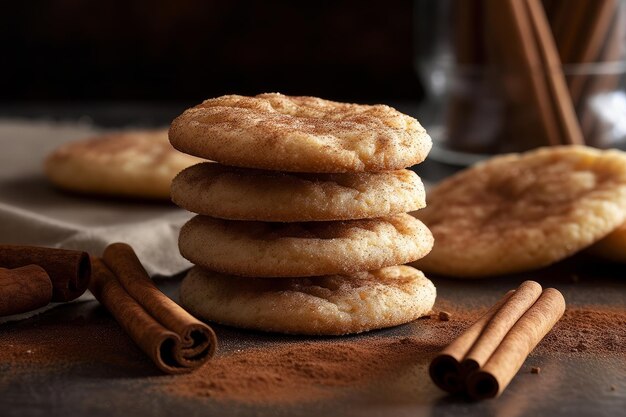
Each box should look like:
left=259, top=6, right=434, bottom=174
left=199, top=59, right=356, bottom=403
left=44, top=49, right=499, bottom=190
left=1, top=260, right=625, bottom=417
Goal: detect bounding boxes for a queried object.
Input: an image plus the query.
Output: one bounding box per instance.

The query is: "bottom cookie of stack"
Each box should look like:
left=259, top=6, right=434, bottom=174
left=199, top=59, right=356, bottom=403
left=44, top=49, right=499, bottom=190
left=179, top=265, right=436, bottom=336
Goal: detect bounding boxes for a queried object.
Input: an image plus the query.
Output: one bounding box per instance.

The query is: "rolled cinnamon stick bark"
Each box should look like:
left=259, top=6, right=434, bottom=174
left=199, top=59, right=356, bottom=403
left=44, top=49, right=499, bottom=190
left=563, top=0, right=616, bottom=104
left=0, top=265, right=53, bottom=316
left=461, top=280, right=543, bottom=371
left=467, top=288, right=566, bottom=400
left=0, top=245, right=90, bottom=302
left=579, top=4, right=623, bottom=146
left=92, top=243, right=217, bottom=373
left=487, top=0, right=562, bottom=147
left=524, top=0, right=584, bottom=145
left=429, top=290, right=515, bottom=393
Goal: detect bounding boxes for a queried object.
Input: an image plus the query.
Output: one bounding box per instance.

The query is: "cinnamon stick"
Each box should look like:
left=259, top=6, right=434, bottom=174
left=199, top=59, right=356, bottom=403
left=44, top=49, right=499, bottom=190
left=547, top=0, right=622, bottom=146
left=524, top=0, right=584, bottom=145
left=0, top=265, right=53, bottom=316
left=429, top=290, right=515, bottom=393
left=487, top=0, right=562, bottom=147
left=579, top=3, right=624, bottom=146
left=429, top=281, right=565, bottom=400
left=0, top=245, right=90, bottom=302
left=466, top=288, right=566, bottom=400
left=550, top=0, right=595, bottom=65
left=462, top=280, right=543, bottom=371
left=90, top=243, right=217, bottom=374
left=564, top=0, right=616, bottom=104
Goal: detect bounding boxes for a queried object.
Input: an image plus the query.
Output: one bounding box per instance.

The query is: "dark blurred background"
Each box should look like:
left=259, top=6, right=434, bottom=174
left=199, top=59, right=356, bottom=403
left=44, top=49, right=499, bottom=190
left=1, top=0, right=424, bottom=104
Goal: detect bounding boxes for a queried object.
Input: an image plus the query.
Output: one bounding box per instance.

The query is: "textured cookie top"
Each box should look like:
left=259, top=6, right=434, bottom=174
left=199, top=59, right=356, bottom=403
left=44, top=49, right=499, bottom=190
left=171, top=162, right=425, bottom=221
left=179, top=214, right=434, bottom=277
left=45, top=130, right=204, bottom=199
left=169, top=93, right=432, bottom=172
left=413, top=146, right=626, bottom=277
left=47, top=130, right=197, bottom=170
left=180, top=265, right=436, bottom=335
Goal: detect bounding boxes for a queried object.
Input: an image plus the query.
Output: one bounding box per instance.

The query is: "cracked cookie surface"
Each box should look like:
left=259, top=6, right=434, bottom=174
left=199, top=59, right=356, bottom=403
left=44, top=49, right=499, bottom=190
left=45, top=130, right=203, bottom=199
left=412, top=146, right=626, bottom=277
left=171, top=162, right=425, bottom=221
left=180, top=265, right=436, bottom=335
left=169, top=93, right=431, bottom=173
left=179, top=214, right=433, bottom=277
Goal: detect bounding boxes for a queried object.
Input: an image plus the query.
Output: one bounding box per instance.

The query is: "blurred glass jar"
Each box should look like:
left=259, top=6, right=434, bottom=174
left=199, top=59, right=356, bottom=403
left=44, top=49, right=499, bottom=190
left=414, top=0, right=626, bottom=165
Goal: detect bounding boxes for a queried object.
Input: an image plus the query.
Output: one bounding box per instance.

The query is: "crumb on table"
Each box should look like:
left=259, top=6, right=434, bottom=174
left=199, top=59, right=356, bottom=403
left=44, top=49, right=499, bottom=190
left=438, top=311, right=451, bottom=321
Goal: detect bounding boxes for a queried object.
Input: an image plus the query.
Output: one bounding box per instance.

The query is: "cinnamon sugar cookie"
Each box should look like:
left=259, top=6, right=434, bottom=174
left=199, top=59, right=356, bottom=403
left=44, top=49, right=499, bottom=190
left=180, top=265, right=436, bottom=335
left=412, top=146, right=626, bottom=277
left=171, top=162, right=426, bottom=221
left=179, top=214, right=433, bottom=277
left=169, top=93, right=432, bottom=173
left=45, top=130, right=203, bottom=199
left=587, top=223, right=626, bottom=263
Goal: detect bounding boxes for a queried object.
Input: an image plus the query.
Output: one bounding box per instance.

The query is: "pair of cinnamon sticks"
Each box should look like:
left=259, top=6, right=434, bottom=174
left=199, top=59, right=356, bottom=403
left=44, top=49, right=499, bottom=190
left=0, top=245, right=91, bottom=316
left=429, top=281, right=565, bottom=400
left=90, top=243, right=217, bottom=374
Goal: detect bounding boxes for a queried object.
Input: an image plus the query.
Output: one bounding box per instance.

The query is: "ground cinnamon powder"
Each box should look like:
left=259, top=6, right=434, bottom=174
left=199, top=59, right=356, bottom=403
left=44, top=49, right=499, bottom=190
left=0, top=301, right=623, bottom=404
left=162, top=337, right=435, bottom=403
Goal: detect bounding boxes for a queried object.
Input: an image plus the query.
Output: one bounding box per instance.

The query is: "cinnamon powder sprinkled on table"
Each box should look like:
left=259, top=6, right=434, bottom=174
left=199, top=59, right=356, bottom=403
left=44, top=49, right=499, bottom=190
left=162, top=338, right=435, bottom=403
left=0, top=303, right=623, bottom=404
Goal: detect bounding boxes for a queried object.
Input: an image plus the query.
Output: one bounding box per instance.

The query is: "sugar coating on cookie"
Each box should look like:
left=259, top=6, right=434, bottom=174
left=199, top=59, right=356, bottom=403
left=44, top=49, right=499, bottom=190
left=412, top=146, right=626, bottom=277
left=180, top=265, right=436, bottom=335
left=169, top=93, right=432, bottom=173
left=179, top=214, right=434, bottom=277
left=171, top=162, right=426, bottom=222
left=45, top=130, right=204, bottom=199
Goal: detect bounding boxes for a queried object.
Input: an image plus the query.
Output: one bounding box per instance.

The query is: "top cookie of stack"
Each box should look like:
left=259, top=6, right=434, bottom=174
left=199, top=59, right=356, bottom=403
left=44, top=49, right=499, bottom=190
left=170, top=93, right=435, bottom=335
left=170, top=93, right=431, bottom=174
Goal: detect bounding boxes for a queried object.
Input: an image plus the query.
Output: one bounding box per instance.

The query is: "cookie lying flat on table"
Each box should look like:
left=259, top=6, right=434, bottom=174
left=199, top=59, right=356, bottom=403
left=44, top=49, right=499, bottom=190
left=587, top=223, right=626, bottom=263
left=179, top=214, right=433, bottom=277
left=180, top=265, right=436, bottom=335
left=169, top=93, right=432, bottom=173
left=45, top=130, right=203, bottom=200
left=171, top=162, right=426, bottom=222
left=412, top=146, right=626, bottom=277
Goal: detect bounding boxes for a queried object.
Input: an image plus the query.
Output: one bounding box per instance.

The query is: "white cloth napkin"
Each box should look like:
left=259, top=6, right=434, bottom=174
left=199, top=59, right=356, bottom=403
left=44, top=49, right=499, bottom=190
left=0, top=119, right=193, bottom=321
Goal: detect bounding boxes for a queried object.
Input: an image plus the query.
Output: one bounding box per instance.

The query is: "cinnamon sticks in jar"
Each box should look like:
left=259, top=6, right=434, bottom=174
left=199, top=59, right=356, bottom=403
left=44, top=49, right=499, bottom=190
left=486, top=0, right=583, bottom=147
left=444, top=0, right=626, bottom=155
left=90, top=243, right=217, bottom=374
left=429, top=280, right=565, bottom=400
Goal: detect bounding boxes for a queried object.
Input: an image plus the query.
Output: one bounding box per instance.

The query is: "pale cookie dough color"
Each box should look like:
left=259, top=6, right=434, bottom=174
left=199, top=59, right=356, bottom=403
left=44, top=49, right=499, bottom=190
left=169, top=93, right=432, bottom=173
left=587, top=223, right=626, bottom=263
left=179, top=214, right=433, bottom=277
left=180, top=265, right=436, bottom=335
left=412, top=146, right=626, bottom=277
left=45, top=130, right=203, bottom=199
left=171, top=162, right=426, bottom=221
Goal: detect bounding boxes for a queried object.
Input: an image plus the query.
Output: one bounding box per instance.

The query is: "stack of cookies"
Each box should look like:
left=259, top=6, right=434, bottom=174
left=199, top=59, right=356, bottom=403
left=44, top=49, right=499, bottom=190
left=169, top=93, right=436, bottom=335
